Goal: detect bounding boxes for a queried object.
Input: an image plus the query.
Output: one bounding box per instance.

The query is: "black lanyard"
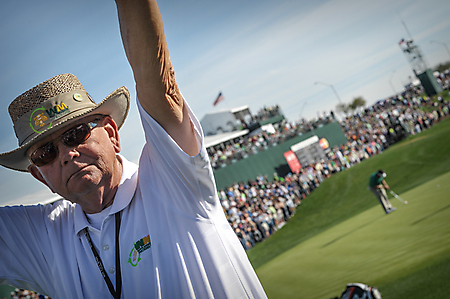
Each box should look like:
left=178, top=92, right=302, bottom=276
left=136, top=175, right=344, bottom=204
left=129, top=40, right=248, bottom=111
left=83, top=212, right=122, bottom=299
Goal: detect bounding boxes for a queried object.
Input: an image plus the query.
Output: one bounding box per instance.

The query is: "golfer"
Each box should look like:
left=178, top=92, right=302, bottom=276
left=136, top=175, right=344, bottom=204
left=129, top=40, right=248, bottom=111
left=369, top=170, right=395, bottom=214
left=0, top=0, right=267, bottom=298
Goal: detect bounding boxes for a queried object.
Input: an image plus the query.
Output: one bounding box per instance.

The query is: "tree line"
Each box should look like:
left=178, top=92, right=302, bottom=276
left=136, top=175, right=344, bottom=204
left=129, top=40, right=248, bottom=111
left=335, top=96, right=367, bottom=116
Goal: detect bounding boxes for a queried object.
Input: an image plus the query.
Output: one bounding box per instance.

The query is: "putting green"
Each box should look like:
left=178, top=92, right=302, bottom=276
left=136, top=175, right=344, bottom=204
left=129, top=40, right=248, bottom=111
left=256, top=171, right=450, bottom=299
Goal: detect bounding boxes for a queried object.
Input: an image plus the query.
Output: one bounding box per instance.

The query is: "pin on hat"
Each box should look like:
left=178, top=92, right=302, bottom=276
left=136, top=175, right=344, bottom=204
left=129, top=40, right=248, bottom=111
left=0, top=73, right=130, bottom=172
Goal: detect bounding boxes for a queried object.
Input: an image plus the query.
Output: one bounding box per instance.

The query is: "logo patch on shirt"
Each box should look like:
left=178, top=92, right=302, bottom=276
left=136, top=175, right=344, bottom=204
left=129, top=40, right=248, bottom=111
left=128, top=234, right=151, bottom=267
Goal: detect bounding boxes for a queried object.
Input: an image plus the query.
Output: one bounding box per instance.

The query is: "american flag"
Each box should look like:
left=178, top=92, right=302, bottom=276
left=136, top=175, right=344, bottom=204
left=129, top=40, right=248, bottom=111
left=213, top=92, right=224, bottom=106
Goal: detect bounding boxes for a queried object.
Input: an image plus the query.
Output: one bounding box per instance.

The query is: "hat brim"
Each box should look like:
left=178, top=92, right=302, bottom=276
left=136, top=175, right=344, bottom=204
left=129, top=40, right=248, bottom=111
left=0, top=86, right=130, bottom=172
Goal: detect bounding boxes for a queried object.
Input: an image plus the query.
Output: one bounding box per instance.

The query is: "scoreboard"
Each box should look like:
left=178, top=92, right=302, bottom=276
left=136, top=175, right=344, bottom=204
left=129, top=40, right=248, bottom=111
left=290, top=136, right=327, bottom=167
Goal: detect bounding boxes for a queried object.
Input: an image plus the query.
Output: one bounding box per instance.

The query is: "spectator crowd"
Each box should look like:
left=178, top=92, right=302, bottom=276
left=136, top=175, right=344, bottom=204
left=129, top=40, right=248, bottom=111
left=207, top=69, right=450, bottom=170
left=3, top=288, right=51, bottom=299
left=215, top=69, right=450, bottom=250
left=207, top=109, right=335, bottom=170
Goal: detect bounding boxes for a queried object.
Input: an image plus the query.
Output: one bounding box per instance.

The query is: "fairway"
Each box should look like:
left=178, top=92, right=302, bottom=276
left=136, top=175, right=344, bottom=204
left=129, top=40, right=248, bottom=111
left=256, top=171, right=450, bottom=299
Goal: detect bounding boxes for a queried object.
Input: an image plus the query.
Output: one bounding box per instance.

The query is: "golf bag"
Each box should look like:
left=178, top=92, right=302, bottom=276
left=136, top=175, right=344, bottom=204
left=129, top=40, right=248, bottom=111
left=332, top=283, right=381, bottom=299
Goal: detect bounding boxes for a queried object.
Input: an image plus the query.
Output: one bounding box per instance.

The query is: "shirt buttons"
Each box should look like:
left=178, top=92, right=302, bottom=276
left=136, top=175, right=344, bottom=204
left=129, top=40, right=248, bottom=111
left=109, top=267, right=115, bottom=274
left=103, top=245, right=110, bottom=251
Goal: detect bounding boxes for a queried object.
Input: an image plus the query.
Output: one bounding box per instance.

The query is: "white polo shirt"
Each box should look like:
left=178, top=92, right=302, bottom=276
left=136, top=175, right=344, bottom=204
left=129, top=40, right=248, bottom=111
left=0, top=99, right=267, bottom=299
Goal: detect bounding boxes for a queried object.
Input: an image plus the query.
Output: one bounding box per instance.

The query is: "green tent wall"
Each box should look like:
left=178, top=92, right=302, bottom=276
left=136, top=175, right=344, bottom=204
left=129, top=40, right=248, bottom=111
left=213, top=122, right=348, bottom=190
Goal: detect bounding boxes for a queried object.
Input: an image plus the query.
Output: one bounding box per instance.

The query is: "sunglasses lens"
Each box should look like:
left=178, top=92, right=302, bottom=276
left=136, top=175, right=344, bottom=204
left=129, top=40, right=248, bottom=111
left=30, top=121, right=97, bottom=167
left=31, top=143, right=58, bottom=167
left=63, top=124, right=91, bottom=147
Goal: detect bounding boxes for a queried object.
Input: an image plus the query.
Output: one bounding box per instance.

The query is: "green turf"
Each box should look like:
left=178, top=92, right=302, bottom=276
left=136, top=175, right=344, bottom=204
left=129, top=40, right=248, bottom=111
left=377, top=255, right=450, bottom=299
left=256, top=172, right=450, bottom=298
left=248, top=117, right=450, bottom=269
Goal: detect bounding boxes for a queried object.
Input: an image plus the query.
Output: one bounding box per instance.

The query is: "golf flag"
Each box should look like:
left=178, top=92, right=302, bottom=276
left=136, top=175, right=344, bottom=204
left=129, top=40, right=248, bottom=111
left=213, top=92, right=224, bottom=106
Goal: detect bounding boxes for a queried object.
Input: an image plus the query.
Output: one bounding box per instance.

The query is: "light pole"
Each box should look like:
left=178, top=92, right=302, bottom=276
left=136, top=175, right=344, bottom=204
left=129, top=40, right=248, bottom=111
left=389, top=70, right=396, bottom=95
left=314, top=81, right=342, bottom=104
left=430, top=40, right=450, bottom=60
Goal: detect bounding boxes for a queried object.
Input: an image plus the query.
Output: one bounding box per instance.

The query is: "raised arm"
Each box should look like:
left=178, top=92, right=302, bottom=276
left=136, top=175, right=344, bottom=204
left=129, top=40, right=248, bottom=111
left=115, top=0, right=199, bottom=156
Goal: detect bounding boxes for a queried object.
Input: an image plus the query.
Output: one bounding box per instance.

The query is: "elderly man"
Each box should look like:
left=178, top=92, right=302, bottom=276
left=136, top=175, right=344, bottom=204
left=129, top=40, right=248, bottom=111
left=0, top=0, right=267, bottom=298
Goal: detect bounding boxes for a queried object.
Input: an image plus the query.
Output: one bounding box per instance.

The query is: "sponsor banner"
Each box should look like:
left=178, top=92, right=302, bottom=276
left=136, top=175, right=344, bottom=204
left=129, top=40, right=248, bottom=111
left=284, top=150, right=301, bottom=173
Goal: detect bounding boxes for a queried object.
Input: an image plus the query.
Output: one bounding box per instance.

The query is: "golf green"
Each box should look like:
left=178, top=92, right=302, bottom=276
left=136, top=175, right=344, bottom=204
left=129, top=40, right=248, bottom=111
left=256, top=171, right=450, bottom=298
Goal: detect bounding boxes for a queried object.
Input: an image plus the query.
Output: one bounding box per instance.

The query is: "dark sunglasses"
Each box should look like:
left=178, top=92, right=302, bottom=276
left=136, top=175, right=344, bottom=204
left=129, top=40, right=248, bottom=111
left=30, top=117, right=103, bottom=167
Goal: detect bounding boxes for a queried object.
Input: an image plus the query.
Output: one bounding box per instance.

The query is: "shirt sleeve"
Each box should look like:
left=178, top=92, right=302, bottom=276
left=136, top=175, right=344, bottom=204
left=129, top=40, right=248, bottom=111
left=0, top=204, right=54, bottom=295
left=136, top=96, right=219, bottom=216
left=137, top=96, right=203, bottom=159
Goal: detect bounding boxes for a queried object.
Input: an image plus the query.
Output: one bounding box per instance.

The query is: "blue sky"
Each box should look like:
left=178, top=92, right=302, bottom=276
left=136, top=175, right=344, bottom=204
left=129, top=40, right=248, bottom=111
left=1, top=0, right=449, bottom=206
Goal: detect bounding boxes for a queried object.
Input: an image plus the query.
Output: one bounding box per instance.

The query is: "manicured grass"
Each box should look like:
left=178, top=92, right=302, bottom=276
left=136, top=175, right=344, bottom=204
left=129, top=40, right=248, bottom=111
left=256, top=172, right=450, bottom=298
left=378, top=255, right=450, bottom=299
left=248, top=117, right=450, bottom=269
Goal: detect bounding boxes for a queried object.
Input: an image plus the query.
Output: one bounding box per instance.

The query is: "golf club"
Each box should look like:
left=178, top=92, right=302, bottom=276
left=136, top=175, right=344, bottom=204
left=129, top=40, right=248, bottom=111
left=390, top=190, right=408, bottom=204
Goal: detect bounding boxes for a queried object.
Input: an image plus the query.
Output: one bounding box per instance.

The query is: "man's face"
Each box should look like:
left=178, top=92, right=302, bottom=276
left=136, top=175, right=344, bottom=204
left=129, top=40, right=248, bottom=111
left=27, top=114, right=122, bottom=213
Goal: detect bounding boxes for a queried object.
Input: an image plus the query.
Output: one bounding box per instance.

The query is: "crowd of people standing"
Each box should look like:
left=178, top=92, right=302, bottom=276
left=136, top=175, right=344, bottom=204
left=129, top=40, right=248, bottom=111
left=208, top=69, right=450, bottom=170
left=217, top=73, right=450, bottom=250
left=5, top=288, right=50, bottom=299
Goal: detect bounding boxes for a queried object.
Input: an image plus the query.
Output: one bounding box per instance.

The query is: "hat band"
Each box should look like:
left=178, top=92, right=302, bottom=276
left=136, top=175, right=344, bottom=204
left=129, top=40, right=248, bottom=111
left=15, top=89, right=97, bottom=146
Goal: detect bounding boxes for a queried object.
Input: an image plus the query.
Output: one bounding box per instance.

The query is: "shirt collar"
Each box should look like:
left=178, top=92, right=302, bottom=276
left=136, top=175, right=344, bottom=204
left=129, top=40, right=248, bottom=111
left=74, top=154, right=139, bottom=234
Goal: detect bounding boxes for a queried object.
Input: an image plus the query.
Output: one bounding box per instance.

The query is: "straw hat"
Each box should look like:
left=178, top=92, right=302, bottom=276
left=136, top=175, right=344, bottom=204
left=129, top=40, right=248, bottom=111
left=0, top=73, right=130, bottom=172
